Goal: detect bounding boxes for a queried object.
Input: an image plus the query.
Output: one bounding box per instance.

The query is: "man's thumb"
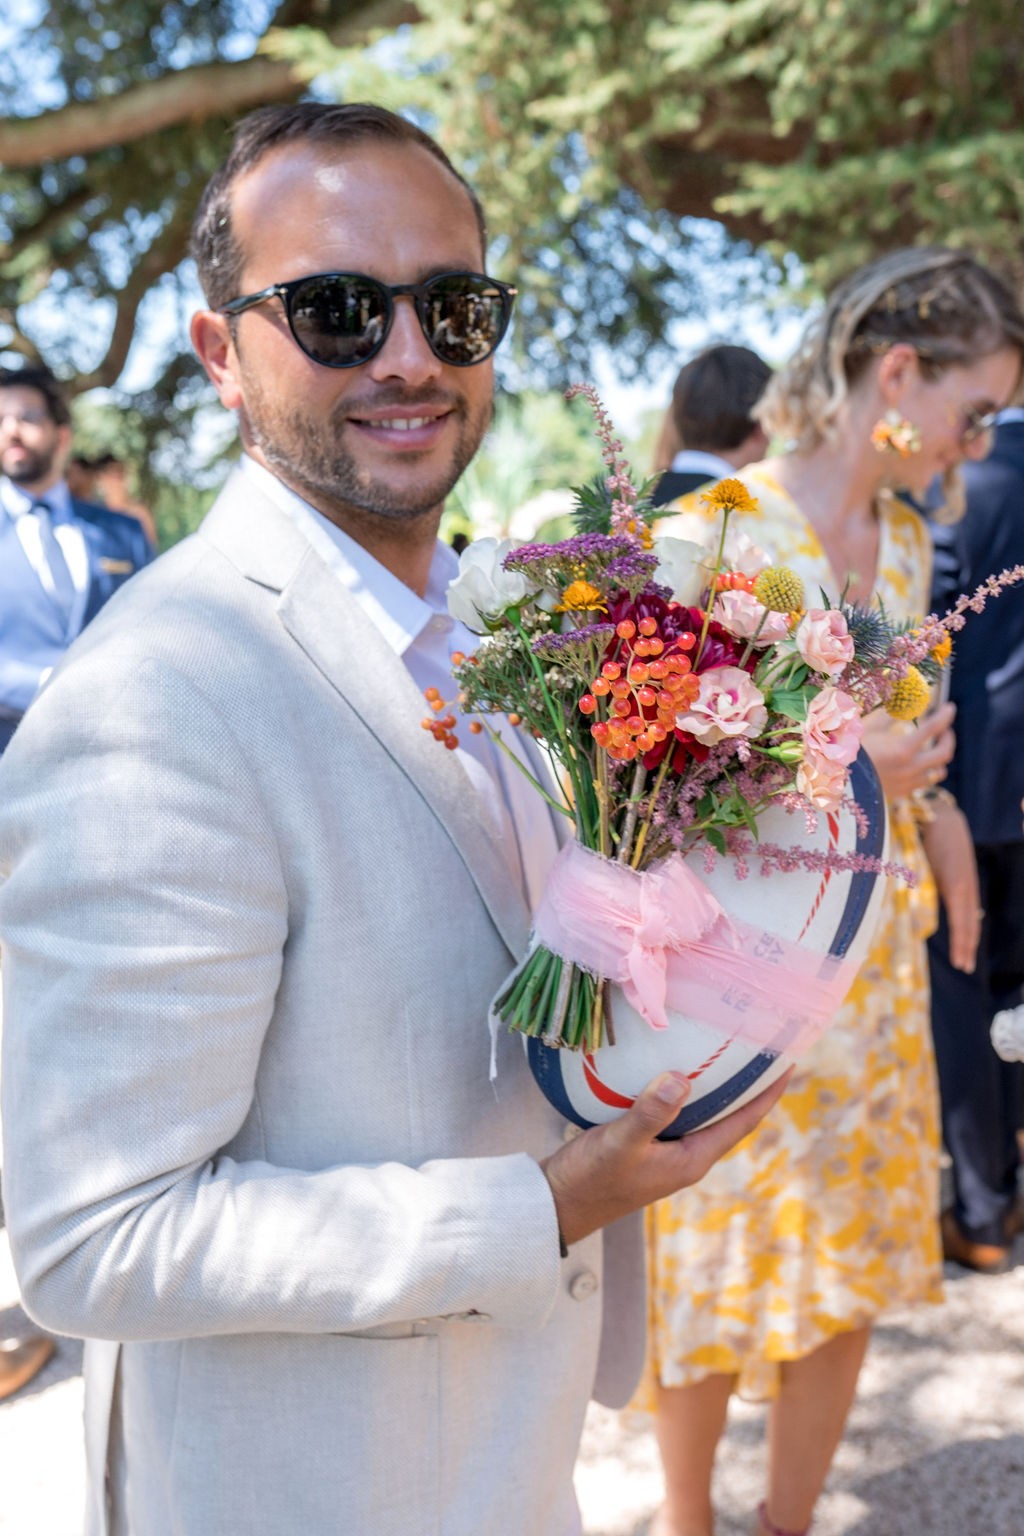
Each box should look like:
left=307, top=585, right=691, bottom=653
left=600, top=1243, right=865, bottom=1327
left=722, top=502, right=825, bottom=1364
left=623, top=1071, right=691, bottom=1140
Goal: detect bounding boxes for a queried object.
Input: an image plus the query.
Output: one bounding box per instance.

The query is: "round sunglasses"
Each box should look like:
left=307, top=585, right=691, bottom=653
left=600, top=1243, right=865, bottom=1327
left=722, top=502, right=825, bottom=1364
left=218, top=270, right=517, bottom=369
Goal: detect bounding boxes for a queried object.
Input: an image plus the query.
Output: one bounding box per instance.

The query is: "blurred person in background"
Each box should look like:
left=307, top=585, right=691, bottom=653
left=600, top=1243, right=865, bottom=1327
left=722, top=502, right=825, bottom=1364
left=928, top=407, right=1024, bottom=1275
left=650, top=247, right=1024, bottom=1536
left=0, top=366, right=154, bottom=757
left=67, top=452, right=159, bottom=547
left=651, top=344, right=771, bottom=506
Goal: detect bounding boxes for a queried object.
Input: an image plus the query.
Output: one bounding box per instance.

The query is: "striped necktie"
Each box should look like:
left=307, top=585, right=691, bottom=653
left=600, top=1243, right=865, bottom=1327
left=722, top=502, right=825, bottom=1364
left=29, top=499, right=77, bottom=624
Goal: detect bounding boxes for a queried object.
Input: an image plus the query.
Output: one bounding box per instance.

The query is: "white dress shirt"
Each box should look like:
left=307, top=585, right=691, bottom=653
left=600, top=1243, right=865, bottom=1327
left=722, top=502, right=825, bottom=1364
left=239, top=457, right=560, bottom=911
left=0, top=477, right=91, bottom=637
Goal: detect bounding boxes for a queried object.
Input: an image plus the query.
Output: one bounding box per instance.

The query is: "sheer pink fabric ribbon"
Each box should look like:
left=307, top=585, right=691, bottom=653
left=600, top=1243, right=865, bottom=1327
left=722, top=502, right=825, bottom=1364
left=532, top=842, right=858, bottom=1057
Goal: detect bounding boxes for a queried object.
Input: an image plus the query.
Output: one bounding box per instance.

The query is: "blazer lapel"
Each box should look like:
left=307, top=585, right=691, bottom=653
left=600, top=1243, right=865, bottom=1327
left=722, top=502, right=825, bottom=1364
left=200, top=471, right=533, bottom=960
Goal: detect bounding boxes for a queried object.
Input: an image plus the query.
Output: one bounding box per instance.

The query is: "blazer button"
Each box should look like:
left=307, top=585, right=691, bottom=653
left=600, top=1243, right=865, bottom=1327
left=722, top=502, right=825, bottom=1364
left=568, top=1269, right=599, bottom=1302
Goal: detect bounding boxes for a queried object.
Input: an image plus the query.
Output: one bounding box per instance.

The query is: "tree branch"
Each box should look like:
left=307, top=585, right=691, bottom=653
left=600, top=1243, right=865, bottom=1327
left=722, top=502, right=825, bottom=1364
left=0, top=0, right=419, bottom=168
left=73, top=204, right=195, bottom=394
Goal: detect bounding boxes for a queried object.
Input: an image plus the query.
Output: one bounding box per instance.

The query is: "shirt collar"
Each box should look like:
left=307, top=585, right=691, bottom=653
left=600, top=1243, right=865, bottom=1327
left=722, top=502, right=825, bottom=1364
left=238, top=456, right=456, bottom=657
left=0, top=476, right=73, bottom=523
left=668, top=449, right=736, bottom=478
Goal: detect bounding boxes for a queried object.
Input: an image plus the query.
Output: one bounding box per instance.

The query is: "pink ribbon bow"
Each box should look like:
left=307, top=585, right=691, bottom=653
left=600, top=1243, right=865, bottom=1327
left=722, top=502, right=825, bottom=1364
left=532, top=842, right=858, bottom=1056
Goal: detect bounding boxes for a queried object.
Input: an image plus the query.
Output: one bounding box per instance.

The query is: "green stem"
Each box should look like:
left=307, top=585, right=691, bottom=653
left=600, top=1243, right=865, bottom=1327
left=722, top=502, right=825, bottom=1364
left=617, top=757, right=649, bottom=864
left=695, top=506, right=732, bottom=667
left=483, top=721, right=575, bottom=820
left=630, top=752, right=672, bottom=870
left=509, top=614, right=591, bottom=840
left=546, top=959, right=575, bottom=1045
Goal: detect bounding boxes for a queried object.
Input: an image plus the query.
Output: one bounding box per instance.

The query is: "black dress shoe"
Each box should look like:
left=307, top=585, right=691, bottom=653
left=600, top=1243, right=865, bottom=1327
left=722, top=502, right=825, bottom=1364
left=0, top=1335, right=55, bottom=1400
left=941, top=1209, right=1011, bottom=1274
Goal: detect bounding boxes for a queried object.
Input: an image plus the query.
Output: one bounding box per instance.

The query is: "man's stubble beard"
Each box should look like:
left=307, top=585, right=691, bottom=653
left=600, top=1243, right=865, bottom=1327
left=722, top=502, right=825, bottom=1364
left=239, top=365, right=493, bottom=526
left=3, top=442, right=56, bottom=486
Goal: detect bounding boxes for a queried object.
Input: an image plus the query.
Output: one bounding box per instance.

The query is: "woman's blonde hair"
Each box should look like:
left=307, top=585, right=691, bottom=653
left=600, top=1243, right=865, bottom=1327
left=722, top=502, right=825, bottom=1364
left=758, top=247, right=1024, bottom=453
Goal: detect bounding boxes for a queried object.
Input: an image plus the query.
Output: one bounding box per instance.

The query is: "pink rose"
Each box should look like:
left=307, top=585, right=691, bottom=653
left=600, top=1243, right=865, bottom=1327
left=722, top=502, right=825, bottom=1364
left=796, top=755, right=848, bottom=812
left=676, top=665, right=768, bottom=745
left=795, top=609, right=855, bottom=679
left=803, top=685, right=863, bottom=768
left=796, top=685, right=863, bottom=810
left=713, top=590, right=791, bottom=646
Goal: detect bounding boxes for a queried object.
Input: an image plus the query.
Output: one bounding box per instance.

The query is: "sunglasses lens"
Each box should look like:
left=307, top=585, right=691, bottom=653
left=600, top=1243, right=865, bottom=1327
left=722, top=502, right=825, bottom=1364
left=420, top=276, right=510, bottom=365
left=288, top=276, right=390, bottom=366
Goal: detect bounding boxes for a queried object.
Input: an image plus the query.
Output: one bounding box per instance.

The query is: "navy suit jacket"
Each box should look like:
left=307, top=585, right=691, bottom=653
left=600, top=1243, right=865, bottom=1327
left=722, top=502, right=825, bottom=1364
left=651, top=468, right=712, bottom=506
left=0, top=493, right=154, bottom=753
left=930, top=421, right=1024, bottom=845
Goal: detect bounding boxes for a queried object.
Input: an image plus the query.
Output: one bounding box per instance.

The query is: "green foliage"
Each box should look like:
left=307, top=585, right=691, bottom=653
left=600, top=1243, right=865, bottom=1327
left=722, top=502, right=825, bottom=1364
left=2, top=0, right=1023, bottom=505
left=446, top=388, right=613, bottom=535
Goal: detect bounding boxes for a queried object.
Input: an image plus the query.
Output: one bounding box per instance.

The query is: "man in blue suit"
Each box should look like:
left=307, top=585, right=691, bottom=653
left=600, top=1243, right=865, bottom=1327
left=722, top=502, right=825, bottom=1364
left=929, top=410, right=1024, bottom=1273
left=0, top=364, right=154, bottom=757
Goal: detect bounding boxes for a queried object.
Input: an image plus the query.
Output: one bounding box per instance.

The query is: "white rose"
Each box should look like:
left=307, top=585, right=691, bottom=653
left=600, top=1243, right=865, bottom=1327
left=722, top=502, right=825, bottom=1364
left=652, top=535, right=707, bottom=606
left=446, top=538, right=538, bottom=633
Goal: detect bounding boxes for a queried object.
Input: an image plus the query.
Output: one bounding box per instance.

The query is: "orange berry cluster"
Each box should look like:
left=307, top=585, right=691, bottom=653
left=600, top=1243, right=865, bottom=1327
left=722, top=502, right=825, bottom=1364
left=423, top=652, right=487, bottom=749
left=579, top=616, right=699, bottom=762
left=422, top=687, right=460, bottom=749
left=714, top=570, right=756, bottom=593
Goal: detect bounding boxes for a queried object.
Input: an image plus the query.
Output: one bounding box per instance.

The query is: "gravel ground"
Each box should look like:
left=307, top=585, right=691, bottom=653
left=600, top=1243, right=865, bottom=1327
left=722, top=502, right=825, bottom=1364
left=3, top=1224, right=1024, bottom=1536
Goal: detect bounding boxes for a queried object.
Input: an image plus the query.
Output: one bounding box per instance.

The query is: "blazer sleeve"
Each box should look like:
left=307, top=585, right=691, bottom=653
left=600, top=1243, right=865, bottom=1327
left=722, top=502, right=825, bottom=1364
left=0, top=650, right=562, bottom=1343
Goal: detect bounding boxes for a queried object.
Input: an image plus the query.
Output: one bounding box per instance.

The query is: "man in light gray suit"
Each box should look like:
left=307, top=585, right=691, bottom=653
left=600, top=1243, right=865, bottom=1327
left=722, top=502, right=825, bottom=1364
left=0, top=104, right=785, bottom=1536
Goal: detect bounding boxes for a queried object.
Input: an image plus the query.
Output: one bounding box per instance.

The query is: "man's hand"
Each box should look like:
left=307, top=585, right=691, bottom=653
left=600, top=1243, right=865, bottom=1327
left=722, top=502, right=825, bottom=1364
left=860, top=702, right=956, bottom=801
left=540, top=1067, right=792, bottom=1249
left=922, top=798, right=981, bottom=973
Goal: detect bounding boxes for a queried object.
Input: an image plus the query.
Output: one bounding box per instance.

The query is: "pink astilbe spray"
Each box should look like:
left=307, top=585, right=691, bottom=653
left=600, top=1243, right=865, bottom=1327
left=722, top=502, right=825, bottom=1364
left=565, top=381, right=645, bottom=541
left=853, top=564, right=1024, bottom=711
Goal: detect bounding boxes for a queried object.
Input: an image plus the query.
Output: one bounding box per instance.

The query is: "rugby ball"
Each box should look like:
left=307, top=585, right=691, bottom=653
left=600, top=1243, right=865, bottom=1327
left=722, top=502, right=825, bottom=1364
left=527, top=750, right=887, bottom=1137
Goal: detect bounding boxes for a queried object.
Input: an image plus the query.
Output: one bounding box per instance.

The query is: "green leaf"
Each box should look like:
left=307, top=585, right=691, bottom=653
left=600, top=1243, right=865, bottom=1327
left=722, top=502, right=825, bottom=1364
left=768, top=687, right=812, bottom=722
left=706, top=826, right=728, bottom=856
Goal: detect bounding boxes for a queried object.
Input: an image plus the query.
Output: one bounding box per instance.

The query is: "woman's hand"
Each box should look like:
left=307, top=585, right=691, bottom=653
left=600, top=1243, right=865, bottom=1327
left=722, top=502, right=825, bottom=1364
left=860, top=701, right=956, bottom=801
left=921, top=798, right=981, bottom=973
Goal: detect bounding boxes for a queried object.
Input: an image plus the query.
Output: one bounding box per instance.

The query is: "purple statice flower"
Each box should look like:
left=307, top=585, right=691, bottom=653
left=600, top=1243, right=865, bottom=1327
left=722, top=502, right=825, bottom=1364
left=504, top=533, right=636, bottom=572
left=605, top=549, right=660, bottom=586
left=531, top=624, right=616, bottom=668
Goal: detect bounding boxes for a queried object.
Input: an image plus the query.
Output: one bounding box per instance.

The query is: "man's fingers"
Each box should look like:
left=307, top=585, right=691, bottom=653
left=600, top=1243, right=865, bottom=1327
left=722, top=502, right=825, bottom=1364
left=674, top=1066, right=794, bottom=1170
left=948, top=897, right=980, bottom=973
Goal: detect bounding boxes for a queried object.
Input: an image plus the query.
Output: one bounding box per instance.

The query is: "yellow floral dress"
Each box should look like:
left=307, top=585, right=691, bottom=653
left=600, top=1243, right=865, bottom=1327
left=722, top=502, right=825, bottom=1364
left=638, top=465, right=944, bottom=1405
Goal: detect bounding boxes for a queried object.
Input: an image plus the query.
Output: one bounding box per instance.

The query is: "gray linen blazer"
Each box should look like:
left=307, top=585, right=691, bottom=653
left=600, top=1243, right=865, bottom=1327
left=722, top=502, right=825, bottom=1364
left=0, top=471, right=644, bottom=1536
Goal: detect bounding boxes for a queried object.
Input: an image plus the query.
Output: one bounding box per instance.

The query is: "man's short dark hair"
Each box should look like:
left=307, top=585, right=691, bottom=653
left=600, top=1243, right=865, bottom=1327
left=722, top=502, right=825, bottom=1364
left=671, top=345, right=772, bottom=453
left=191, top=102, right=489, bottom=312
left=0, top=364, right=71, bottom=429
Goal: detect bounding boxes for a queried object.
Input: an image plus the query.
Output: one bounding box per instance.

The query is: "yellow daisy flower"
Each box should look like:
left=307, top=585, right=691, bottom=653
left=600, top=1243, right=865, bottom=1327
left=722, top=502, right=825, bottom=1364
left=700, top=477, right=760, bottom=515
left=556, top=579, right=607, bottom=613
left=930, top=632, right=952, bottom=666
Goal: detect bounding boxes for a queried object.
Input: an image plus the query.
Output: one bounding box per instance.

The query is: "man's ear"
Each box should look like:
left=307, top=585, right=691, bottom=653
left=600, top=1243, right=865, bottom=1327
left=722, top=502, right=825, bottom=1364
left=876, top=342, right=921, bottom=405
left=191, top=310, right=243, bottom=410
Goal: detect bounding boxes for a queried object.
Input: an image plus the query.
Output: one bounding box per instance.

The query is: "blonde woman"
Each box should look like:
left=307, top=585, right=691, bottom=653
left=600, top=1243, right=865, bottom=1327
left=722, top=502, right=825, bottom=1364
left=647, top=248, right=1024, bottom=1536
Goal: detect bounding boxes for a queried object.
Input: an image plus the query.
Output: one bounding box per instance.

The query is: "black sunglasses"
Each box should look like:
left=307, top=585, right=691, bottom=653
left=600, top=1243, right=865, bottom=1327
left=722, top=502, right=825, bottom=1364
left=218, top=270, right=517, bottom=369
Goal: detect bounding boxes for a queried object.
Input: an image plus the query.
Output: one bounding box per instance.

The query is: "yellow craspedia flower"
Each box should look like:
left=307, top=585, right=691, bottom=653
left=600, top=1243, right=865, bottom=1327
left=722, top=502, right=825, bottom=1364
left=752, top=565, right=805, bottom=612
left=700, top=477, right=759, bottom=515
left=885, top=666, right=931, bottom=721
left=556, top=579, right=607, bottom=613
left=930, top=632, right=952, bottom=666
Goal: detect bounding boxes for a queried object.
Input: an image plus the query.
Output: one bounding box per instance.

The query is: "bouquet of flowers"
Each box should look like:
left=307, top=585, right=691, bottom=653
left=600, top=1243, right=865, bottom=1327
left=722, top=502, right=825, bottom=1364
left=428, top=386, right=1024, bottom=1060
